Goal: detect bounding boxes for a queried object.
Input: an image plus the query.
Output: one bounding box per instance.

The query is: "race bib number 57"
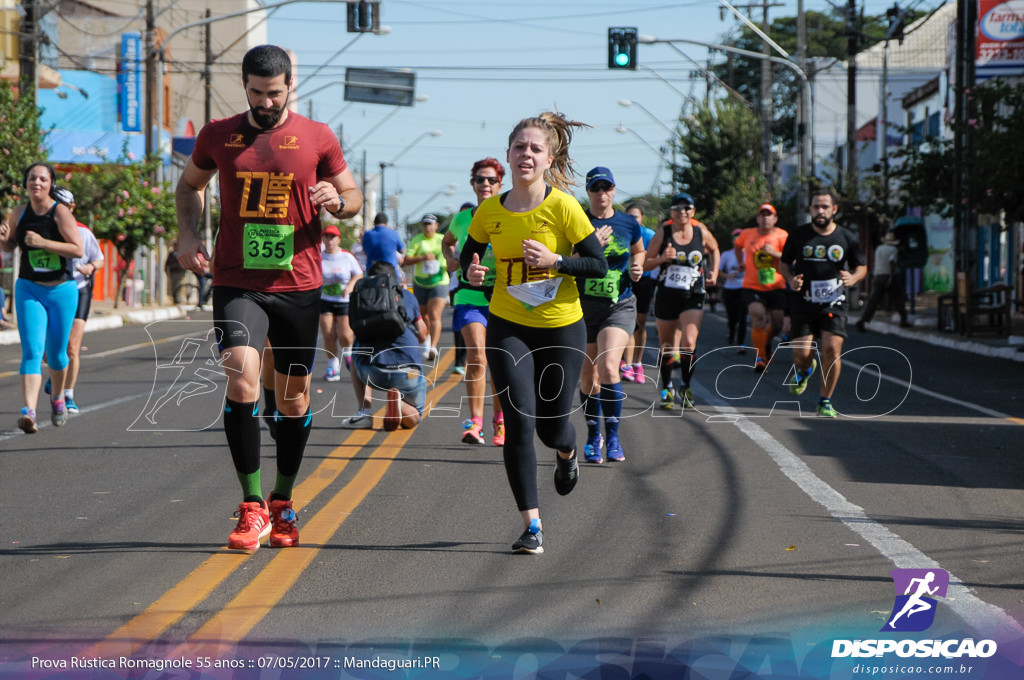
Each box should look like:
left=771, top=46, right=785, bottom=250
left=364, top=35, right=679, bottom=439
left=244, top=223, right=294, bottom=270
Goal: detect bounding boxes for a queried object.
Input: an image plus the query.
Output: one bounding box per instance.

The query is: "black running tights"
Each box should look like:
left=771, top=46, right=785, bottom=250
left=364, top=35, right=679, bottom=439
left=485, top=315, right=586, bottom=511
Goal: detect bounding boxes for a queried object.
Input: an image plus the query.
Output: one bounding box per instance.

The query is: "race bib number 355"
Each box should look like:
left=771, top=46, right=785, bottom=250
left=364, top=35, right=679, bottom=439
left=244, top=223, right=295, bottom=270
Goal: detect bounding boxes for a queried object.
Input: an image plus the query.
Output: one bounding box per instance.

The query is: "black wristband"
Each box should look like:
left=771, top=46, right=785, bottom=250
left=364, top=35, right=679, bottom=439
left=328, top=198, right=346, bottom=216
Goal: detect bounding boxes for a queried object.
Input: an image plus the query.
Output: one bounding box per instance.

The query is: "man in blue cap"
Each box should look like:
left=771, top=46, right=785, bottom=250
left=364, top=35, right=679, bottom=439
left=577, top=166, right=646, bottom=463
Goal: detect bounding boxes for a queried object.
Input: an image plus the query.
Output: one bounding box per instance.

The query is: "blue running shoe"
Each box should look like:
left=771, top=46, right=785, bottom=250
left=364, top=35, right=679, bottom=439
left=65, top=396, right=79, bottom=414
left=583, top=432, right=603, bottom=463
left=44, top=378, right=51, bottom=395
left=659, top=388, right=674, bottom=409
left=606, top=436, right=625, bottom=462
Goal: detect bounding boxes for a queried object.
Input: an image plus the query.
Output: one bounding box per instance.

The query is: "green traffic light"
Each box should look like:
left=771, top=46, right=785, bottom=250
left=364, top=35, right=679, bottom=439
left=615, top=53, right=630, bottom=67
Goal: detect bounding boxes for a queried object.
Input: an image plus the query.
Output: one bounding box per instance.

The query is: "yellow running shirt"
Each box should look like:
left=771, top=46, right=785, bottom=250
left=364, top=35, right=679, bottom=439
left=468, top=188, right=595, bottom=328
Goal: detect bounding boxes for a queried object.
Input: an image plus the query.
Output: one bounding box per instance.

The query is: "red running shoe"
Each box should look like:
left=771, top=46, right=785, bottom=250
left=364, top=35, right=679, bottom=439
left=228, top=501, right=271, bottom=550
left=492, top=416, right=505, bottom=447
left=269, top=499, right=299, bottom=548
left=383, top=388, right=401, bottom=431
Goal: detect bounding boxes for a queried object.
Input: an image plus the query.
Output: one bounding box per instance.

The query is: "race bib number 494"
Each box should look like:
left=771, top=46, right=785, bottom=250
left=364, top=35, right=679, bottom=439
left=664, top=264, right=697, bottom=291
left=243, top=223, right=295, bottom=270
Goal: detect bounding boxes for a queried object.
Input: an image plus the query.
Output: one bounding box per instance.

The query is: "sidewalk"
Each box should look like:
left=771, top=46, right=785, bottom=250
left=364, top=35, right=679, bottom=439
left=852, top=290, right=1024, bottom=363
left=0, top=297, right=192, bottom=346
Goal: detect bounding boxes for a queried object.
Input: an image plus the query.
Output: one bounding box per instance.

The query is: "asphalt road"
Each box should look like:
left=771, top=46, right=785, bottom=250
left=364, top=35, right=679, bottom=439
left=1, top=309, right=1021, bottom=677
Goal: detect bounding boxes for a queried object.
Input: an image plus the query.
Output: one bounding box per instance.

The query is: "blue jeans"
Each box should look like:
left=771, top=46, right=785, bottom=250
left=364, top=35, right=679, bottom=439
left=352, top=355, right=427, bottom=414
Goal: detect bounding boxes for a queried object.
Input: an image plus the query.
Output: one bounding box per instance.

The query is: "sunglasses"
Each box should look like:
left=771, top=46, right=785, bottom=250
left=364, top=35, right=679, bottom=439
left=671, top=204, right=694, bottom=211
left=759, top=210, right=775, bottom=216
left=472, top=176, right=500, bottom=185
left=588, top=183, right=614, bottom=192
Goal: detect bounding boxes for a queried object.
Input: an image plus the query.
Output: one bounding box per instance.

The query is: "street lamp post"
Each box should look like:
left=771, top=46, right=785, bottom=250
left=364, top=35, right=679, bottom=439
left=347, top=93, right=430, bottom=151
left=404, top=182, right=458, bottom=240
left=615, top=126, right=668, bottom=195
left=639, top=34, right=813, bottom=214
left=619, top=99, right=678, bottom=190
left=376, top=129, right=443, bottom=225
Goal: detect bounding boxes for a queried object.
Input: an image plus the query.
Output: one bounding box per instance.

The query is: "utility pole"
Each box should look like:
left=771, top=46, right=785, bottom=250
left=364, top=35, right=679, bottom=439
left=845, top=0, right=859, bottom=198
left=952, top=0, right=976, bottom=279
left=760, top=0, right=773, bottom=188
left=722, top=1, right=784, bottom=187
left=797, top=0, right=809, bottom=211
left=203, top=9, right=213, bottom=246
left=361, top=149, right=369, bottom=232
left=144, top=0, right=156, bottom=159
left=203, top=9, right=212, bottom=125
left=18, top=0, right=38, bottom=102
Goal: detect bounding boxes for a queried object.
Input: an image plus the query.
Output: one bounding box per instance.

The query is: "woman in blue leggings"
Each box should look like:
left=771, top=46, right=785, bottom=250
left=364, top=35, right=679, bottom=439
left=0, top=163, right=83, bottom=433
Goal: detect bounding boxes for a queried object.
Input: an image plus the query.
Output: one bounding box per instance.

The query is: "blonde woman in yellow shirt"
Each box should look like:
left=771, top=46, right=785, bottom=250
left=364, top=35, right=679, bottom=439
left=461, top=112, right=607, bottom=554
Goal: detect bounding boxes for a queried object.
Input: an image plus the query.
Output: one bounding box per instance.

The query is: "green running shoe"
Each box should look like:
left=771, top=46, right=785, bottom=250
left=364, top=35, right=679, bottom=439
left=816, top=398, right=837, bottom=418
left=680, top=387, right=695, bottom=408
left=790, top=359, right=817, bottom=395
left=659, top=388, right=674, bottom=409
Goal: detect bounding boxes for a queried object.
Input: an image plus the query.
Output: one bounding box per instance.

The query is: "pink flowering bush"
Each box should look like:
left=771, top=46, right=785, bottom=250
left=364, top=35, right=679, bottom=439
left=64, top=145, right=176, bottom=305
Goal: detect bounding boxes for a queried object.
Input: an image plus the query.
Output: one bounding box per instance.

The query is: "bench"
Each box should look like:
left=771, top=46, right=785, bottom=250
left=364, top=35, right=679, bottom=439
left=955, top=272, right=1013, bottom=337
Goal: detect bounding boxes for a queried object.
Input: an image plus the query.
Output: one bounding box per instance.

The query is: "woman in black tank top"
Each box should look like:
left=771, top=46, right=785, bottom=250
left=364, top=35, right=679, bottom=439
left=0, top=162, right=83, bottom=433
left=643, top=197, right=720, bottom=410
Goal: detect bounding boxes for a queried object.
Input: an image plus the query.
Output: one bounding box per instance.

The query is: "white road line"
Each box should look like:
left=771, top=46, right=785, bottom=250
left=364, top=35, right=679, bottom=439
left=0, top=393, right=152, bottom=443
left=81, top=332, right=199, bottom=360
left=692, top=380, right=1024, bottom=640
left=843, top=359, right=1011, bottom=419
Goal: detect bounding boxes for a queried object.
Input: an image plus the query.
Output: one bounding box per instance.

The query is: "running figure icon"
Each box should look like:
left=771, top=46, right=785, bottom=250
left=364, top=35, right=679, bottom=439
left=888, top=571, right=939, bottom=629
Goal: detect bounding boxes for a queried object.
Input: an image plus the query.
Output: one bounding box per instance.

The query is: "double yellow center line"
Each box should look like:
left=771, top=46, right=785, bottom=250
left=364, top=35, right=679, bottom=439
left=86, top=352, right=462, bottom=659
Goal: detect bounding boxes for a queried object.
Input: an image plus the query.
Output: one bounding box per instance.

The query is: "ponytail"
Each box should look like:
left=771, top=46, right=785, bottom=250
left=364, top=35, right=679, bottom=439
left=508, top=111, right=590, bottom=193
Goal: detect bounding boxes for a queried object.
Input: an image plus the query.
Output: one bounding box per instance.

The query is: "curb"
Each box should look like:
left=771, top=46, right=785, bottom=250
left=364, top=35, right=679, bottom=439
left=864, top=318, right=1024, bottom=363
left=0, top=306, right=188, bottom=346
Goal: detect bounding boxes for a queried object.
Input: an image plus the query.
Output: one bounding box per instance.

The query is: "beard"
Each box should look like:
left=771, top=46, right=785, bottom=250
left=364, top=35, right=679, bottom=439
left=249, top=90, right=289, bottom=129
left=812, top=213, right=831, bottom=228
left=250, top=104, right=285, bottom=129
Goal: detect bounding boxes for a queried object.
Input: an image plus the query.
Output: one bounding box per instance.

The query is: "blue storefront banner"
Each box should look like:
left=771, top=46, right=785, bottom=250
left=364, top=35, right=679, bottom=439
left=120, top=33, right=142, bottom=133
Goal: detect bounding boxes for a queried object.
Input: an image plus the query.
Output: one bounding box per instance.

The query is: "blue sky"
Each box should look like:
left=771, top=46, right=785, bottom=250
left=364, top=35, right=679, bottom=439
left=268, top=0, right=896, bottom=226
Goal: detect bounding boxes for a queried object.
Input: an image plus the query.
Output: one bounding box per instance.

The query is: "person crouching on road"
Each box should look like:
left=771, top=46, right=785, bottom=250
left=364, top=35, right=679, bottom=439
left=340, top=261, right=428, bottom=431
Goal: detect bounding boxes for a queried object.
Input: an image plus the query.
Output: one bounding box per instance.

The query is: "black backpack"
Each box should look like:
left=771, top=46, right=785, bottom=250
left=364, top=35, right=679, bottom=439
left=348, top=272, right=411, bottom=343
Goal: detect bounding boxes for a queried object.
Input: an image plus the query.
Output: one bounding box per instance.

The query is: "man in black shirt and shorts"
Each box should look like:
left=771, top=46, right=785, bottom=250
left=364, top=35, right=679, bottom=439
left=779, top=189, right=866, bottom=418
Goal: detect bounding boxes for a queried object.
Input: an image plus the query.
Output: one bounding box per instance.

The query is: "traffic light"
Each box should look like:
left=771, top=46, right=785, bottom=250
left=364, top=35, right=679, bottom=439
left=608, top=27, right=638, bottom=70
left=885, top=4, right=906, bottom=43
left=347, top=1, right=381, bottom=33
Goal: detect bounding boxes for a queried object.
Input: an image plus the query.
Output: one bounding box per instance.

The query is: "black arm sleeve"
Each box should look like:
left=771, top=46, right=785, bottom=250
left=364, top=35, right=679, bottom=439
left=459, top=234, right=489, bottom=283
left=561, top=231, right=608, bottom=278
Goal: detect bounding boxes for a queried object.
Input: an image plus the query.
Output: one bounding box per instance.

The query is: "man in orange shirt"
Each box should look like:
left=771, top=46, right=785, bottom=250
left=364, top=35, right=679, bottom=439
left=734, top=204, right=788, bottom=372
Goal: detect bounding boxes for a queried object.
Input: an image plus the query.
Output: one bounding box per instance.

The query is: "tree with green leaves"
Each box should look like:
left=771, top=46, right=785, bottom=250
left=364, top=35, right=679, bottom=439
left=712, top=8, right=919, bottom=150
left=61, top=147, right=176, bottom=306
left=0, top=80, right=45, bottom=218
left=671, top=98, right=771, bottom=237
left=889, top=80, right=1024, bottom=225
